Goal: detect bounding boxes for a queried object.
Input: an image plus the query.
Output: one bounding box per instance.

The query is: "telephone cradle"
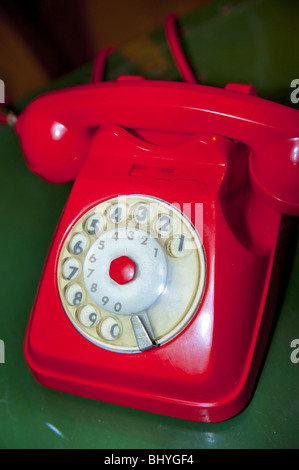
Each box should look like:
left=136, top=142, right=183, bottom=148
left=14, top=31, right=299, bottom=423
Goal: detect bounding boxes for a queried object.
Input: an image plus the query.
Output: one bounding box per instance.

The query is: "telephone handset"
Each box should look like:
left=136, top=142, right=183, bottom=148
left=15, top=26, right=299, bottom=422
left=16, top=79, right=299, bottom=215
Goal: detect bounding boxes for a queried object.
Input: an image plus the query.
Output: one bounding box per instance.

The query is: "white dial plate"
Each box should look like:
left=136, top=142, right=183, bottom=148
left=83, top=227, right=167, bottom=315
left=57, top=195, right=206, bottom=353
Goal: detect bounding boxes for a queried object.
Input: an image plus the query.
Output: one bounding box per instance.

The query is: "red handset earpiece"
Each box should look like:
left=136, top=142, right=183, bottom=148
left=249, top=137, right=299, bottom=216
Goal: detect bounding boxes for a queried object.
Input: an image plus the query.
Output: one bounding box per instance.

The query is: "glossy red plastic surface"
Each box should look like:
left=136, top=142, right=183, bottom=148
left=109, top=256, right=136, bottom=285
left=16, top=80, right=299, bottom=216
left=17, top=76, right=299, bottom=422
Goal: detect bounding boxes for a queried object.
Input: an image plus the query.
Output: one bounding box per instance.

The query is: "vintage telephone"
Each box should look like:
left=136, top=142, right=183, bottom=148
left=10, top=15, right=299, bottom=422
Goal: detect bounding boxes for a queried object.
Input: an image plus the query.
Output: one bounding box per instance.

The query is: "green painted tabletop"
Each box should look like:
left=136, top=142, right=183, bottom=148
left=0, top=0, right=298, bottom=449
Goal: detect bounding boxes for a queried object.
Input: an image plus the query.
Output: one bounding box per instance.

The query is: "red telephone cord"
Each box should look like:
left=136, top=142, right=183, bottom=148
left=165, top=13, right=198, bottom=84
left=91, top=46, right=115, bottom=83
left=92, top=14, right=197, bottom=84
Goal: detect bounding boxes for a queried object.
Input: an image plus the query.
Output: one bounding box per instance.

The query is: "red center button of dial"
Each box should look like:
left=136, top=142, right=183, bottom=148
left=109, top=256, right=136, bottom=285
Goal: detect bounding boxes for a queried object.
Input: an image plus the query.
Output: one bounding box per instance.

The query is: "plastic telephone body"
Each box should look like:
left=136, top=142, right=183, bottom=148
left=17, top=80, right=299, bottom=422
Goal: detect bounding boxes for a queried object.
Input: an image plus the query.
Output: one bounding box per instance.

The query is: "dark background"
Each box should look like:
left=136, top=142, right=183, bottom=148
left=0, top=0, right=207, bottom=102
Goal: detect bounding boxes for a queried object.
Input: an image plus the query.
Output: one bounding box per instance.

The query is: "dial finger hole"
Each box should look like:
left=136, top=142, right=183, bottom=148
left=69, top=233, right=88, bottom=255
left=107, top=203, right=127, bottom=225
left=77, top=304, right=100, bottom=328
left=155, top=213, right=174, bottom=237
left=97, top=316, right=122, bottom=341
left=65, top=283, right=85, bottom=306
left=84, top=214, right=104, bottom=236
left=131, top=202, right=151, bottom=224
left=62, top=257, right=81, bottom=280
left=167, top=235, right=192, bottom=258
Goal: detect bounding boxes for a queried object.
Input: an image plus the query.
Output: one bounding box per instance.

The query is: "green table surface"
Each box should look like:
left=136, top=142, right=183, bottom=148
left=0, top=0, right=298, bottom=449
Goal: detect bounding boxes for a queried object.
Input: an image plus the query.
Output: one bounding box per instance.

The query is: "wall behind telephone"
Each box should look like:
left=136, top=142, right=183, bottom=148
left=0, top=0, right=208, bottom=102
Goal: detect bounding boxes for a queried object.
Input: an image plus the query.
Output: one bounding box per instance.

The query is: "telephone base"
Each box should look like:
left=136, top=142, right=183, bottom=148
left=23, top=127, right=292, bottom=422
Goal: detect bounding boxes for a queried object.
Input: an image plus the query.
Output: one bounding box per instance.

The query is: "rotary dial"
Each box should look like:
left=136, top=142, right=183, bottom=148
left=57, top=195, right=206, bottom=353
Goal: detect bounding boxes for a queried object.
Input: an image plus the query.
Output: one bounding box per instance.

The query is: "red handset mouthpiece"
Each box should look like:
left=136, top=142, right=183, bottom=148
left=15, top=100, right=92, bottom=183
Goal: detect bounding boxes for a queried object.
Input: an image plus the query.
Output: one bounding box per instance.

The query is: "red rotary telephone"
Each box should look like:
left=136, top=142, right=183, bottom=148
left=12, top=16, right=299, bottom=422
